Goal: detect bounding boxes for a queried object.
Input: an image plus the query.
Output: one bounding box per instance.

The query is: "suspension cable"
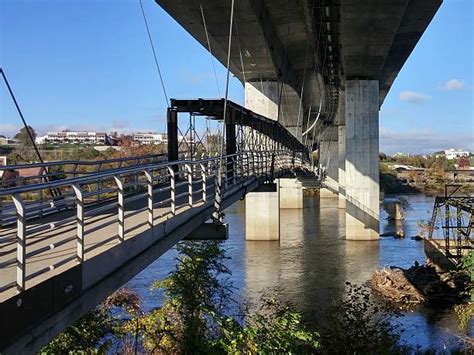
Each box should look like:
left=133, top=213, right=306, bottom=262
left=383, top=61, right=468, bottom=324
left=1, top=68, right=44, bottom=164
left=1, top=68, right=62, bottom=197
left=139, top=0, right=169, bottom=106
left=213, top=0, right=235, bottom=220
left=220, top=0, right=235, bottom=158
left=200, top=3, right=221, bottom=98
left=234, top=19, right=247, bottom=84
left=296, top=1, right=315, bottom=135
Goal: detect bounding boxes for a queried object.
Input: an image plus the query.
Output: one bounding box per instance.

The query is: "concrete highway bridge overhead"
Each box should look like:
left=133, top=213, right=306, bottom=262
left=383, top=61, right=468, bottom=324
left=157, top=0, right=442, bottom=240
left=0, top=0, right=442, bottom=352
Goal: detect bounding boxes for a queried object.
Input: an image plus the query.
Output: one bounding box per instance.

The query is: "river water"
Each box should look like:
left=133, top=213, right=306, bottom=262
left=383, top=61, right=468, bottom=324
left=127, top=193, right=472, bottom=350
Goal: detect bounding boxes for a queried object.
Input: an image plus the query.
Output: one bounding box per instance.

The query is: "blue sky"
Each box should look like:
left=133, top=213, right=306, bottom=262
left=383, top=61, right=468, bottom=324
left=1, top=0, right=472, bottom=154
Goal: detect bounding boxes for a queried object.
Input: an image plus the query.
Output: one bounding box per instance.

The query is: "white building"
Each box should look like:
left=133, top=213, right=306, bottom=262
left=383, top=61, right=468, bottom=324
left=133, top=132, right=167, bottom=145
left=393, top=152, right=409, bottom=158
left=0, top=137, right=18, bottom=145
left=443, top=148, right=470, bottom=160
left=39, top=131, right=109, bottom=145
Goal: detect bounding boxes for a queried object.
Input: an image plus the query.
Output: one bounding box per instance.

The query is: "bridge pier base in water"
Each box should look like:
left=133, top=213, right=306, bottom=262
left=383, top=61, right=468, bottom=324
left=345, top=80, right=380, bottom=240
left=245, top=183, right=280, bottom=240
left=278, top=178, right=303, bottom=209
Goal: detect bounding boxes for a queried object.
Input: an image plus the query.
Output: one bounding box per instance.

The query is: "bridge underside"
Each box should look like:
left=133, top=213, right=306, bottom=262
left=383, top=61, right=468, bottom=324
left=156, top=0, right=441, bottom=240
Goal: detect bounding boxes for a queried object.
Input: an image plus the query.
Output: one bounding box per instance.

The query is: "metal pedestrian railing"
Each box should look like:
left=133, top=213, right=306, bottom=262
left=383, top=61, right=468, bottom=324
left=0, top=152, right=169, bottom=188
left=0, top=150, right=304, bottom=300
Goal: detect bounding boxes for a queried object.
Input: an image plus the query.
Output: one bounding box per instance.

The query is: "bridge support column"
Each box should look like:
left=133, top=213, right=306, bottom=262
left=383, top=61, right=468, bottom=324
left=319, top=126, right=339, bottom=198
left=244, top=81, right=302, bottom=140
left=279, top=178, right=303, bottom=209
left=245, top=81, right=279, bottom=120
left=245, top=183, right=280, bottom=240
left=167, top=108, right=178, bottom=162
left=345, top=80, right=380, bottom=240
left=338, top=125, right=346, bottom=209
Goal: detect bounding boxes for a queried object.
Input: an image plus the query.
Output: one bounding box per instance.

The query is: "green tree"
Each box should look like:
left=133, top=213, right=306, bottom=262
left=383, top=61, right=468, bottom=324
left=14, top=126, right=37, bottom=146
left=317, top=283, right=401, bottom=354
left=123, top=241, right=320, bottom=353
left=40, top=305, right=115, bottom=353
left=218, top=297, right=319, bottom=353
left=133, top=241, right=232, bottom=353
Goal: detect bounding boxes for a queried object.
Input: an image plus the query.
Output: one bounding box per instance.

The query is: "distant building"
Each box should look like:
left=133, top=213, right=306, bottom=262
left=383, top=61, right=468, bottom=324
left=393, top=152, right=409, bottom=158
left=38, top=131, right=109, bottom=145
left=0, top=137, right=19, bottom=145
left=133, top=132, right=168, bottom=145
left=440, top=148, right=470, bottom=160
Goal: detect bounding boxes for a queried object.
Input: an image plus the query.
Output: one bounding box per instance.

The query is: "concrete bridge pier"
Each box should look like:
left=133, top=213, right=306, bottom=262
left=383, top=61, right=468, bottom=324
left=338, top=125, right=346, bottom=209
left=345, top=80, right=380, bottom=240
left=319, top=126, right=339, bottom=198
left=244, top=81, right=302, bottom=140
left=336, top=90, right=346, bottom=209
left=279, top=178, right=303, bottom=209
left=245, top=177, right=303, bottom=240
left=244, top=81, right=279, bottom=121
left=245, top=183, right=280, bottom=241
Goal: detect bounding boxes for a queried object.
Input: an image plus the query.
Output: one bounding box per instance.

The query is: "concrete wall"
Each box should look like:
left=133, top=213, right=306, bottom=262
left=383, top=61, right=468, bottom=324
left=345, top=80, right=380, bottom=240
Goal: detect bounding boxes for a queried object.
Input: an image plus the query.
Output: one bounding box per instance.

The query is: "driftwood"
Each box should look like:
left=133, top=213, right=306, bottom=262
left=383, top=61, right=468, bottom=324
left=370, top=267, right=425, bottom=303
left=370, top=263, right=469, bottom=305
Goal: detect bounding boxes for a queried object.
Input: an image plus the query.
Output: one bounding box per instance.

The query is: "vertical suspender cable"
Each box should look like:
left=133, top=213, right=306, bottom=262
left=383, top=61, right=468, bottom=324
left=234, top=19, right=247, bottom=84
left=213, top=0, right=235, bottom=220
left=200, top=3, right=221, bottom=98
left=221, top=0, right=235, bottom=144
left=139, top=0, right=169, bottom=106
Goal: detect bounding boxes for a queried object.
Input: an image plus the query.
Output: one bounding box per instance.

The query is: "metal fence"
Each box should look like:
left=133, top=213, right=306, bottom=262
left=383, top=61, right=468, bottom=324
left=0, top=150, right=303, bottom=299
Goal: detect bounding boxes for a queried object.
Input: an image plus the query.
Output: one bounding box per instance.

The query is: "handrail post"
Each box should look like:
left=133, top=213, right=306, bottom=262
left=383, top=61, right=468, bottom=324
left=71, top=163, right=78, bottom=178
left=232, top=156, right=237, bottom=186
left=144, top=170, right=154, bottom=231
left=265, top=151, right=269, bottom=178
left=96, top=163, right=102, bottom=203
left=167, top=166, right=176, bottom=215
left=72, top=184, right=85, bottom=263
left=38, top=166, right=45, bottom=219
left=12, top=194, right=26, bottom=292
left=186, top=164, right=193, bottom=207
left=0, top=196, right=3, bottom=229
left=200, top=163, right=207, bottom=203
left=251, top=151, right=255, bottom=176
left=113, top=176, right=125, bottom=241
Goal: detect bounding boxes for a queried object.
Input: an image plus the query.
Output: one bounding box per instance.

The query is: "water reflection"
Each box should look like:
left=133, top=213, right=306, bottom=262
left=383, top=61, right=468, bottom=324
left=127, top=193, right=471, bottom=350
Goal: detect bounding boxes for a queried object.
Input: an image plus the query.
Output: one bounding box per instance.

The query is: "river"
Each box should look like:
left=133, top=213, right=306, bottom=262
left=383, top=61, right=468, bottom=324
left=126, top=193, right=472, bottom=351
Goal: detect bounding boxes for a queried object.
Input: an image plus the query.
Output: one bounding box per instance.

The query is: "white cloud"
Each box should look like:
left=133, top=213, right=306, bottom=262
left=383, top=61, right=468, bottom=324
left=440, top=78, right=465, bottom=91
left=380, top=126, right=474, bottom=155
left=399, top=90, right=431, bottom=103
